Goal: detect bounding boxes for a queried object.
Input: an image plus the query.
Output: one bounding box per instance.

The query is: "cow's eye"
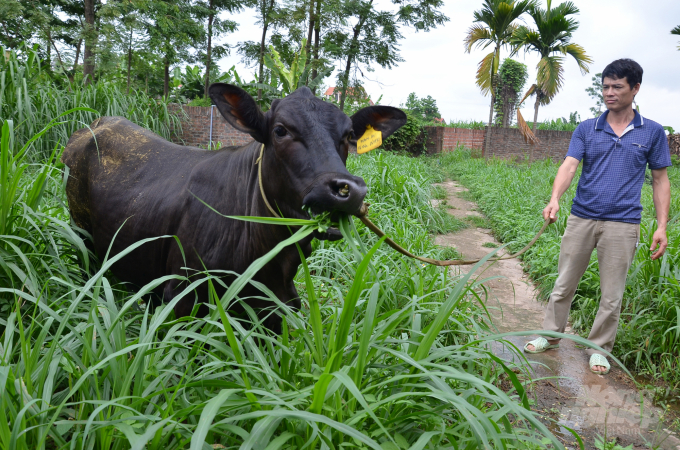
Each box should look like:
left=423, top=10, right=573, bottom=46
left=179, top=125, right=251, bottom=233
left=274, top=126, right=287, bottom=137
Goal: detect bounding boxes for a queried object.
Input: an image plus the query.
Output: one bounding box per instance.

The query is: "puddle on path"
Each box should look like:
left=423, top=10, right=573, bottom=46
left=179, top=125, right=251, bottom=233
left=433, top=180, right=680, bottom=450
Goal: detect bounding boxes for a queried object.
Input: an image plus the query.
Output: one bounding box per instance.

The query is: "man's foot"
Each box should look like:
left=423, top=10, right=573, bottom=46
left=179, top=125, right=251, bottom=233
left=524, top=337, right=561, bottom=353
left=589, top=354, right=610, bottom=374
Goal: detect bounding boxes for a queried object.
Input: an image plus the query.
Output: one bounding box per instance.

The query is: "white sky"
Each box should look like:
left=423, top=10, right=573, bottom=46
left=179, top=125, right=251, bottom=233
left=217, top=0, right=680, bottom=130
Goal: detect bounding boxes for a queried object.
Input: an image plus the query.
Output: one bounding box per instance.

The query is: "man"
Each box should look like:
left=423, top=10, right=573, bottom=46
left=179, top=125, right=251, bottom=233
left=524, top=59, right=671, bottom=375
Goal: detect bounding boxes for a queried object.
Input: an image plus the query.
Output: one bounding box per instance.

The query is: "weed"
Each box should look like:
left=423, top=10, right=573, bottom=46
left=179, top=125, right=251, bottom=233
left=467, top=215, right=492, bottom=229
left=483, top=242, right=500, bottom=248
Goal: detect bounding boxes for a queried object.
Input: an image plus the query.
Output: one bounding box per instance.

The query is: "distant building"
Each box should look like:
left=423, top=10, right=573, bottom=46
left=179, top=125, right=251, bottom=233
left=324, top=87, right=374, bottom=105
left=433, top=117, right=446, bottom=124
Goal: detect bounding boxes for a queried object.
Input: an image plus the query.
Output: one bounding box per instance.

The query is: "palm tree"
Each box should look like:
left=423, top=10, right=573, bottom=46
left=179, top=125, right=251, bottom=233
left=672, top=25, right=680, bottom=50
left=511, top=0, right=592, bottom=139
left=464, top=0, right=533, bottom=127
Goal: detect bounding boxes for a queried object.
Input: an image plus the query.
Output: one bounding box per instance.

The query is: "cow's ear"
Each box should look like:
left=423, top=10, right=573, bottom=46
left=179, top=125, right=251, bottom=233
left=350, top=106, right=407, bottom=141
left=209, top=83, right=267, bottom=142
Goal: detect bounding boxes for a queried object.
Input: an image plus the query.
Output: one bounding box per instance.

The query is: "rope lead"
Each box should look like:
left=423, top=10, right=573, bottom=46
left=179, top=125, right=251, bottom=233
left=256, top=144, right=550, bottom=266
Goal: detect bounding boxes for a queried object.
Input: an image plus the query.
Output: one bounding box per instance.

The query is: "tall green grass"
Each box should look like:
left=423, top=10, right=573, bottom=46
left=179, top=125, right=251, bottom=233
left=1, top=45, right=182, bottom=161
left=440, top=149, right=680, bottom=396
left=1, top=112, right=569, bottom=449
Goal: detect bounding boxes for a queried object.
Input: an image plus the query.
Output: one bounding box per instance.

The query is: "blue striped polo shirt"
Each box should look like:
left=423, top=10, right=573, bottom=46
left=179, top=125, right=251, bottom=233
left=566, top=110, right=671, bottom=224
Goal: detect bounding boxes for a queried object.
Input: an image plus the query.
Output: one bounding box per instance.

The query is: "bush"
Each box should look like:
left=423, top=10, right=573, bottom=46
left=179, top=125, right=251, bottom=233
left=381, top=111, right=427, bottom=154
left=187, top=96, right=213, bottom=107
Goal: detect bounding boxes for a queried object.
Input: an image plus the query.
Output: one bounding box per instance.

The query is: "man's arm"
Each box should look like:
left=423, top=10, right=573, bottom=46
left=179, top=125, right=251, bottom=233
left=650, top=167, right=670, bottom=260
left=543, top=156, right=580, bottom=223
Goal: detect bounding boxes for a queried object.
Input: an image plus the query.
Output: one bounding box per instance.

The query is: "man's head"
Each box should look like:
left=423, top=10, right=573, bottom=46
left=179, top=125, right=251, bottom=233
left=601, top=59, right=643, bottom=113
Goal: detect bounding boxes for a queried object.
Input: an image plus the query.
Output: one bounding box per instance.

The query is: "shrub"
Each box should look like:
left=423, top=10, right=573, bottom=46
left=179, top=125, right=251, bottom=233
left=381, top=110, right=427, bottom=154
left=187, top=96, right=213, bottom=107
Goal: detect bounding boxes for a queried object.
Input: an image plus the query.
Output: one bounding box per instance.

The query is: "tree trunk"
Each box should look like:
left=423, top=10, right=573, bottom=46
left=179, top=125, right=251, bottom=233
left=311, top=0, right=321, bottom=84
left=73, top=38, right=82, bottom=71
left=305, top=0, right=314, bottom=60
left=164, top=56, right=170, bottom=99
left=203, top=0, right=214, bottom=99
left=339, top=3, right=372, bottom=111
left=487, top=45, right=498, bottom=126
left=127, top=27, right=133, bottom=94
left=487, top=93, right=495, bottom=127
left=532, top=95, right=540, bottom=131
left=257, top=0, right=274, bottom=101
left=82, top=0, right=96, bottom=85
left=530, top=95, right=540, bottom=164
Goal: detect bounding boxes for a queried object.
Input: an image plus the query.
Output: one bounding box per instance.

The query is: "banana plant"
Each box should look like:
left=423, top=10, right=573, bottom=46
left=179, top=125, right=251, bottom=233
left=264, top=39, right=332, bottom=96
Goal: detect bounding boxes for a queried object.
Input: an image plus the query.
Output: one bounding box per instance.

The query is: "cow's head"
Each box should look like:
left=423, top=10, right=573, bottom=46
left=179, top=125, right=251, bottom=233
left=209, top=83, right=406, bottom=225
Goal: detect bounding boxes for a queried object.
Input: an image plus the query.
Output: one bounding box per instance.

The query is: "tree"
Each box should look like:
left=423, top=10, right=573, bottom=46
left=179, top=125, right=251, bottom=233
left=194, top=0, right=240, bottom=98
left=82, top=0, right=101, bottom=84
left=328, top=0, right=449, bottom=112
left=404, top=92, right=441, bottom=122
left=585, top=72, right=603, bottom=118
left=493, top=58, right=527, bottom=127
left=235, top=0, right=286, bottom=101
left=464, top=0, right=533, bottom=127
left=99, top=0, right=147, bottom=93
left=511, top=0, right=592, bottom=139
left=672, top=25, right=680, bottom=50
left=146, top=0, right=203, bottom=98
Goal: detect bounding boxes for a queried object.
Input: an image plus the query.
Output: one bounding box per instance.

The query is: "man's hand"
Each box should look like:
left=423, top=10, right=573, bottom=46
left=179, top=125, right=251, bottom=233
left=650, top=228, right=668, bottom=260
left=543, top=199, right=560, bottom=223
left=544, top=157, right=579, bottom=224
left=650, top=168, right=670, bottom=261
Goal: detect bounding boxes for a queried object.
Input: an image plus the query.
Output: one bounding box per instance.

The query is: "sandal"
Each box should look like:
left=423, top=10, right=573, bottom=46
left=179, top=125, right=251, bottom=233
left=523, top=337, right=560, bottom=354
left=589, top=354, right=610, bottom=374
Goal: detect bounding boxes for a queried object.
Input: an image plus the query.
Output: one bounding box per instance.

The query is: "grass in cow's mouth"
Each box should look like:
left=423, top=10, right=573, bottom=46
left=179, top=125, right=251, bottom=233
left=1, top=119, right=565, bottom=450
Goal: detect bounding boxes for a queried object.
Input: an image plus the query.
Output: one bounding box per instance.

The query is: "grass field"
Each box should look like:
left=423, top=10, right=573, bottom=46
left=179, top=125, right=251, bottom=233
left=440, top=149, right=680, bottom=398
left=0, top=109, right=571, bottom=450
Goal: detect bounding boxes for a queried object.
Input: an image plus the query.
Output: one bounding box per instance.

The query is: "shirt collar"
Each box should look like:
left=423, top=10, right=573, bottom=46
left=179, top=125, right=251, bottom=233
left=595, top=109, right=643, bottom=131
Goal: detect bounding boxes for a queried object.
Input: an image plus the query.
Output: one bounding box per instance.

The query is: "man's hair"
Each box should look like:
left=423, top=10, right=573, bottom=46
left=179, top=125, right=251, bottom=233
left=602, top=59, right=643, bottom=87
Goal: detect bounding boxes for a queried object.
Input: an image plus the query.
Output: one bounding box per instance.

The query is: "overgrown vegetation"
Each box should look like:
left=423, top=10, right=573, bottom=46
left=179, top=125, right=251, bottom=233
left=382, top=111, right=429, bottom=154
left=493, top=58, right=528, bottom=127
left=0, top=46, right=182, bottom=161
left=1, top=107, right=568, bottom=448
left=441, top=149, right=680, bottom=398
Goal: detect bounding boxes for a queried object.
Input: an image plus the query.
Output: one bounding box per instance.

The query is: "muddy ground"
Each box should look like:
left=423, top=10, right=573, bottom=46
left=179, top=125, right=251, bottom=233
left=433, top=180, right=680, bottom=450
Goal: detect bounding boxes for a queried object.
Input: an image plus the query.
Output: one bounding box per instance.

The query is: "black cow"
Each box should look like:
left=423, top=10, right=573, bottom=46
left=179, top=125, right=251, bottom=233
left=62, top=83, right=406, bottom=331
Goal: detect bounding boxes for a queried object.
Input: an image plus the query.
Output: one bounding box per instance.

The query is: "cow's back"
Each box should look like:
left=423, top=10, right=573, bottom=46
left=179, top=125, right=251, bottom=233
left=63, top=117, right=208, bottom=232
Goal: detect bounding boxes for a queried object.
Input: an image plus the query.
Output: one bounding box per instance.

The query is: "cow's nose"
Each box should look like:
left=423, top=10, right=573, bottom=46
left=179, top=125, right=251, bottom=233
left=302, top=174, right=367, bottom=215
left=328, top=176, right=367, bottom=212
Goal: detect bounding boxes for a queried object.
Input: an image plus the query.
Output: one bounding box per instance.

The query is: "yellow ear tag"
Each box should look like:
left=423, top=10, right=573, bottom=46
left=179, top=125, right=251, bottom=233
left=357, top=125, right=382, bottom=154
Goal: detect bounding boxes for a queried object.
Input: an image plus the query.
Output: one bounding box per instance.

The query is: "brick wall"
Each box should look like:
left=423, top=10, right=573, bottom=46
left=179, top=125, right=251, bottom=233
left=423, top=126, right=485, bottom=154
left=482, top=127, right=574, bottom=162
left=169, top=104, right=253, bottom=148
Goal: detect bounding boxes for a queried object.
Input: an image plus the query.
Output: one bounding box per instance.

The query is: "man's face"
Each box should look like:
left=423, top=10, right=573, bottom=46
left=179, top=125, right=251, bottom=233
left=602, top=76, right=640, bottom=113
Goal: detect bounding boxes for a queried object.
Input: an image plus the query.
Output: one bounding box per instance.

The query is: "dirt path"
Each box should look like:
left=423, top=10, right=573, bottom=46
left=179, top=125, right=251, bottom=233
left=433, top=180, right=680, bottom=450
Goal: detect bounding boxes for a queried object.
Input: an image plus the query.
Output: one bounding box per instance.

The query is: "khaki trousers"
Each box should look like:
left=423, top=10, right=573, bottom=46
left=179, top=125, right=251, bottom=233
left=543, top=215, right=639, bottom=356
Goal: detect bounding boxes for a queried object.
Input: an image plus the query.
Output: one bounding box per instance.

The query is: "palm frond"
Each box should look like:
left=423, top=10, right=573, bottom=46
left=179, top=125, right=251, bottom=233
left=536, top=55, right=564, bottom=102
left=560, top=43, right=592, bottom=75
left=475, top=51, right=496, bottom=95
left=551, top=1, right=580, bottom=18
left=672, top=25, right=680, bottom=35
left=464, top=24, right=493, bottom=53
left=516, top=83, right=540, bottom=145
left=518, top=83, right=536, bottom=107
left=516, top=110, right=539, bottom=145
left=510, top=26, right=542, bottom=56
